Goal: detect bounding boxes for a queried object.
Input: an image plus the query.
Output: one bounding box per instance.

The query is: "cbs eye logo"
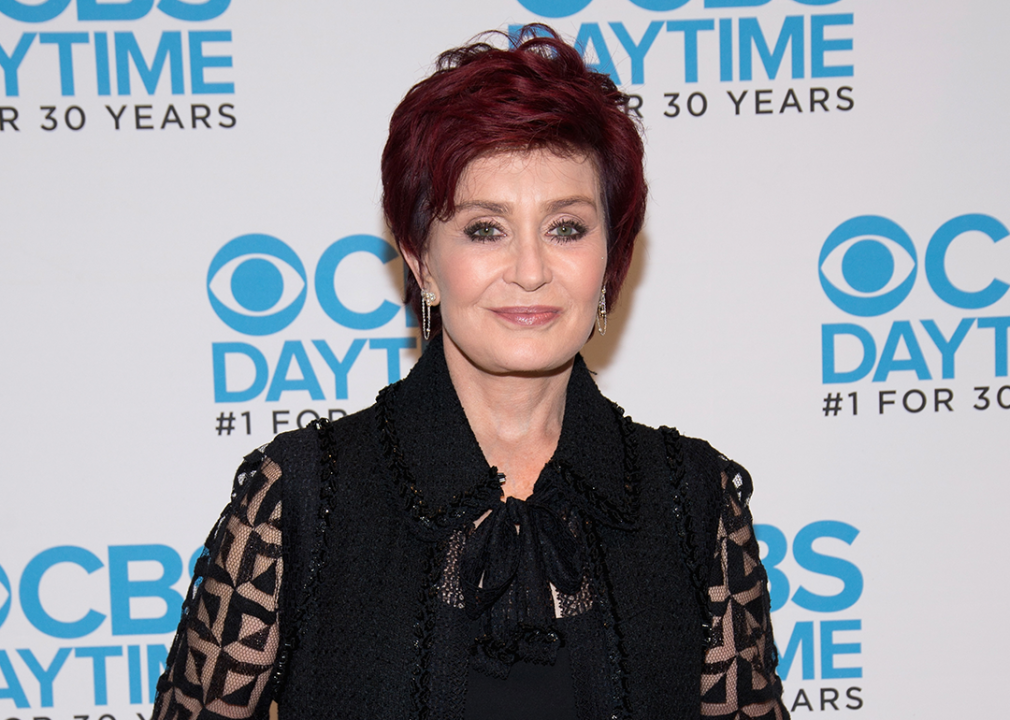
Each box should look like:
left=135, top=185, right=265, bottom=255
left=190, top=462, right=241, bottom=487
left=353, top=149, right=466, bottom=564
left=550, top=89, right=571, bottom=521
left=819, top=216, right=918, bottom=317
left=207, top=234, right=308, bottom=336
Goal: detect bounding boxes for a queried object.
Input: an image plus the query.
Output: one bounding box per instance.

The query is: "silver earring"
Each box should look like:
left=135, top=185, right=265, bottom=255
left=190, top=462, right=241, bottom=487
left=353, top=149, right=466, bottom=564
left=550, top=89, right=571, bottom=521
left=421, top=289, right=436, bottom=341
left=596, top=285, right=607, bottom=336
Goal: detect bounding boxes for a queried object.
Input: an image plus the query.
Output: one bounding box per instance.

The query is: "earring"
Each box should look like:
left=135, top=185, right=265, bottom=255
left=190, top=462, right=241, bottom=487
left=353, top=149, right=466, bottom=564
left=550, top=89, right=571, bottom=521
left=421, top=289, right=436, bottom=341
left=596, top=285, right=607, bottom=336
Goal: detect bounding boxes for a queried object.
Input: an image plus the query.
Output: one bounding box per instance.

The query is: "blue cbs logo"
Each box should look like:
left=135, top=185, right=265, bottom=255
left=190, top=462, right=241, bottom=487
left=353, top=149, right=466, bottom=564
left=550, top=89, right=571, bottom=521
left=517, top=0, right=843, bottom=18
left=818, top=216, right=917, bottom=317
left=819, top=214, right=1010, bottom=316
left=207, top=233, right=404, bottom=336
left=207, top=234, right=308, bottom=336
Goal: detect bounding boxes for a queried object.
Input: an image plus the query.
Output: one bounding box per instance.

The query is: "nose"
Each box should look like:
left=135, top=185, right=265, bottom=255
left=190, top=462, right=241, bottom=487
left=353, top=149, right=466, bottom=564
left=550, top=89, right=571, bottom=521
left=504, top=230, right=551, bottom=292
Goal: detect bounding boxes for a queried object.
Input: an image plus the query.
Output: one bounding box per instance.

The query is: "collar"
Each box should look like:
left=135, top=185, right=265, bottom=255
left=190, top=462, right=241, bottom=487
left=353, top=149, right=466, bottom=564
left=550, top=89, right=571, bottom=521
left=376, top=335, right=640, bottom=539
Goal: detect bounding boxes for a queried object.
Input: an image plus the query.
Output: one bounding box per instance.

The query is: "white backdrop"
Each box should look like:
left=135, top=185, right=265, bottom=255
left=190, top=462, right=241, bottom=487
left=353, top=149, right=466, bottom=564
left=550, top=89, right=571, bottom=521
left=2, top=1, right=1008, bottom=717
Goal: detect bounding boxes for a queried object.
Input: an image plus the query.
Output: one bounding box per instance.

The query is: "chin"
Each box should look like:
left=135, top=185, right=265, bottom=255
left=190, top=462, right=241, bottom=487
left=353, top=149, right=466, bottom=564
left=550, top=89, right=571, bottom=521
left=456, top=334, right=584, bottom=377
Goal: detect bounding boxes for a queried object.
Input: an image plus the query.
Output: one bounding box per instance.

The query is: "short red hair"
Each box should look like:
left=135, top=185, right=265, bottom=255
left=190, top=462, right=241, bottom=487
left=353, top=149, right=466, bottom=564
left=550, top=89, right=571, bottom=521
left=381, top=24, right=647, bottom=335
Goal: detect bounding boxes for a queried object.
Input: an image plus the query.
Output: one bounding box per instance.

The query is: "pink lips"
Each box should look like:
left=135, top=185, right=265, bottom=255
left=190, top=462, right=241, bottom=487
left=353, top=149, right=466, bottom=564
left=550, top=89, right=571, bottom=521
left=490, top=306, right=561, bottom=327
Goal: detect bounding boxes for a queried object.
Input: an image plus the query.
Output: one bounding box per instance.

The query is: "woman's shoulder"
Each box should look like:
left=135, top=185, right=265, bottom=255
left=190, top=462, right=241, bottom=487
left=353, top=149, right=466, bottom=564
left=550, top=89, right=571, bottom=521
left=628, top=419, right=736, bottom=471
left=629, top=420, right=752, bottom=506
left=259, top=404, right=378, bottom=471
left=226, top=405, right=382, bottom=526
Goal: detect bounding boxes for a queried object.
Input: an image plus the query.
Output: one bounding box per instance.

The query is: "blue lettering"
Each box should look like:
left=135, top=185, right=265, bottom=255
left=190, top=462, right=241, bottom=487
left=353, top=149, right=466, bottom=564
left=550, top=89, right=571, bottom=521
left=873, top=320, right=932, bottom=382
left=610, top=21, right=663, bottom=85
left=108, top=545, right=184, bottom=636
left=575, top=23, right=618, bottom=83
left=189, top=30, right=233, bottom=94
left=792, top=521, right=863, bottom=612
left=20, top=547, right=106, bottom=639
left=94, top=32, right=111, bottom=95
left=778, top=620, right=814, bottom=681
left=820, top=619, right=862, bottom=678
left=925, top=214, right=1009, bottom=309
left=822, top=323, right=875, bottom=384
left=0, top=650, right=30, bottom=708
left=128, top=645, right=143, bottom=704
left=157, top=0, right=230, bottom=22
left=315, top=235, right=401, bottom=330
left=74, top=646, right=122, bottom=705
left=0, top=0, right=70, bottom=23
left=115, top=31, right=184, bottom=95
left=665, top=20, right=715, bottom=83
left=39, top=33, right=89, bottom=96
left=16, top=648, right=71, bottom=707
left=977, top=317, right=1010, bottom=377
left=0, top=33, right=35, bottom=97
left=718, top=18, right=732, bottom=81
left=369, top=337, right=418, bottom=383
left=266, top=340, right=325, bottom=402
left=738, top=15, right=804, bottom=80
left=811, top=14, right=854, bottom=77
left=921, top=318, right=974, bottom=379
left=213, top=342, right=268, bottom=402
left=78, top=0, right=154, bottom=21
left=312, top=338, right=366, bottom=400
left=755, top=524, right=789, bottom=612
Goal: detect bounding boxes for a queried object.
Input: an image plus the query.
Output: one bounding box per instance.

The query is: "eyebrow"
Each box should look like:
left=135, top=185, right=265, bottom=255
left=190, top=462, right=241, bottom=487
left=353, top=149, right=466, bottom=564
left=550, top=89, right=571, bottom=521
left=455, top=196, right=599, bottom=215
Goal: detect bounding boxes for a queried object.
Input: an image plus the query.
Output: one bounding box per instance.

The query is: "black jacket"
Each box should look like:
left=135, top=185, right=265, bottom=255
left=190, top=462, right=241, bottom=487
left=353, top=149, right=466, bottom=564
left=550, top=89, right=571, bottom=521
left=155, top=337, right=787, bottom=720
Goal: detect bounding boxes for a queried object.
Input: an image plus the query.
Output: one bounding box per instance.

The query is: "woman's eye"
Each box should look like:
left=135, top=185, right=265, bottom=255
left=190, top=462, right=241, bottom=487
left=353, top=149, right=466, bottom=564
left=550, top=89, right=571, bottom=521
left=465, top=222, right=504, bottom=241
left=549, top=220, right=587, bottom=240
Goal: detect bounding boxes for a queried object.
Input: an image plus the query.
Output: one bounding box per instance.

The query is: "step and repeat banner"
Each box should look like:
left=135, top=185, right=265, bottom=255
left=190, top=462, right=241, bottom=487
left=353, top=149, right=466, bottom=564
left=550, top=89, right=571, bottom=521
left=1, top=1, right=1007, bottom=718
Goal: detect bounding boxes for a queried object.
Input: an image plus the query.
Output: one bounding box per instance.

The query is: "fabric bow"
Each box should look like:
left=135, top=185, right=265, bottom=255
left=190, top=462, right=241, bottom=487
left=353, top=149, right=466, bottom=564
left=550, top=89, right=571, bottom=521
left=459, top=496, right=586, bottom=676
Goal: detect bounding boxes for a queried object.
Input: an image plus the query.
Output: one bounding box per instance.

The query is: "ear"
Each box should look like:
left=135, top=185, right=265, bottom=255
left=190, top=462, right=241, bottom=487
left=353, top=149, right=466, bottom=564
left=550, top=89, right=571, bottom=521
left=401, top=245, right=426, bottom=288
left=402, top=246, right=437, bottom=299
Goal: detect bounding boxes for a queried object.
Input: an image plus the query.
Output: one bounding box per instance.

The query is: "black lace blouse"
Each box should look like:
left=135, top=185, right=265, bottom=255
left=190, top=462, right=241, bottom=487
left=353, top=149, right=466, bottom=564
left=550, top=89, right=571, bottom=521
left=152, top=339, right=789, bottom=720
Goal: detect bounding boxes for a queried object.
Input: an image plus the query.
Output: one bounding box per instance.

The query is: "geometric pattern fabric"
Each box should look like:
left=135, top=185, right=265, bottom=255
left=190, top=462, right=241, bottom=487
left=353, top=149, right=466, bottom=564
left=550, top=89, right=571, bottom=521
left=153, top=457, right=282, bottom=720
left=701, top=471, right=788, bottom=720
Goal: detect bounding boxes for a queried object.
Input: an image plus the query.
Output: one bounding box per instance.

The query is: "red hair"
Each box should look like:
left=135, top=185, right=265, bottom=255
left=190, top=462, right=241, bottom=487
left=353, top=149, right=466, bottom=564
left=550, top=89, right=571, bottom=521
left=381, top=24, right=647, bottom=335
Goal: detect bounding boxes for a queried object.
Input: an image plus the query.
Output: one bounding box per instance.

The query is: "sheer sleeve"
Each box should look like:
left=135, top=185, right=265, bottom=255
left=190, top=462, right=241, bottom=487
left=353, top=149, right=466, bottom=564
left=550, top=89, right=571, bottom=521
left=701, top=465, right=790, bottom=720
left=152, top=449, right=284, bottom=720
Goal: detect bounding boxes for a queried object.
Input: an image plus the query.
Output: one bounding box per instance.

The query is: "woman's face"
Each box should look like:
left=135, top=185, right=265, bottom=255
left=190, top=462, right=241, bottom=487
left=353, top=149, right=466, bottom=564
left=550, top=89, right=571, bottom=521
left=411, top=149, right=608, bottom=377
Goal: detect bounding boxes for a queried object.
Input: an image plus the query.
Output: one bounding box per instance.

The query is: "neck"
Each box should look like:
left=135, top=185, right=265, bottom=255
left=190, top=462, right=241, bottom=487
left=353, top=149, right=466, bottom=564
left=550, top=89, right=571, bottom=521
left=441, top=336, right=574, bottom=501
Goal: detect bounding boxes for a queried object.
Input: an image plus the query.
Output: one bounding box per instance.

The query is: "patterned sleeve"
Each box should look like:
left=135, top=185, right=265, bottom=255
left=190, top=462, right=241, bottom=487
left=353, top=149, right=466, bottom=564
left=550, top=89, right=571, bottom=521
left=700, top=464, right=790, bottom=720
left=152, top=450, right=284, bottom=720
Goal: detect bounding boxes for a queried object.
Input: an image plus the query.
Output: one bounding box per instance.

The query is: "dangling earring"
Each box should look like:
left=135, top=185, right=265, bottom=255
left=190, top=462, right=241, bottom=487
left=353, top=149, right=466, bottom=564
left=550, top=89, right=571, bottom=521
left=596, top=285, right=607, bottom=336
left=421, top=289, right=436, bottom=341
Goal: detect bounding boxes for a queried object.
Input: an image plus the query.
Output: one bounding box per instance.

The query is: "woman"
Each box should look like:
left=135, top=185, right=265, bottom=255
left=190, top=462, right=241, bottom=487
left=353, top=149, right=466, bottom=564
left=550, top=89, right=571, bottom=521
left=153, top=26, right=789, bottom=720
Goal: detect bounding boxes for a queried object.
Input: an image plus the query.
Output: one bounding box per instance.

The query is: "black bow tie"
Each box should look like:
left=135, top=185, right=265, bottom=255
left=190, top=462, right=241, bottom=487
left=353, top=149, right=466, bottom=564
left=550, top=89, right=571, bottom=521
left=459, top=495, right=586, bottom=677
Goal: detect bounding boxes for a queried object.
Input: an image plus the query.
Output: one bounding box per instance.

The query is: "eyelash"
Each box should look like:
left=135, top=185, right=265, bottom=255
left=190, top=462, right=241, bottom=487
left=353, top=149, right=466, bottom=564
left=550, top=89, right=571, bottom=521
left=464, top=221, right=505, bottom=242
left=547, top=218, right=588, bottom=242
left=463, top=218, right=589, bottom=242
